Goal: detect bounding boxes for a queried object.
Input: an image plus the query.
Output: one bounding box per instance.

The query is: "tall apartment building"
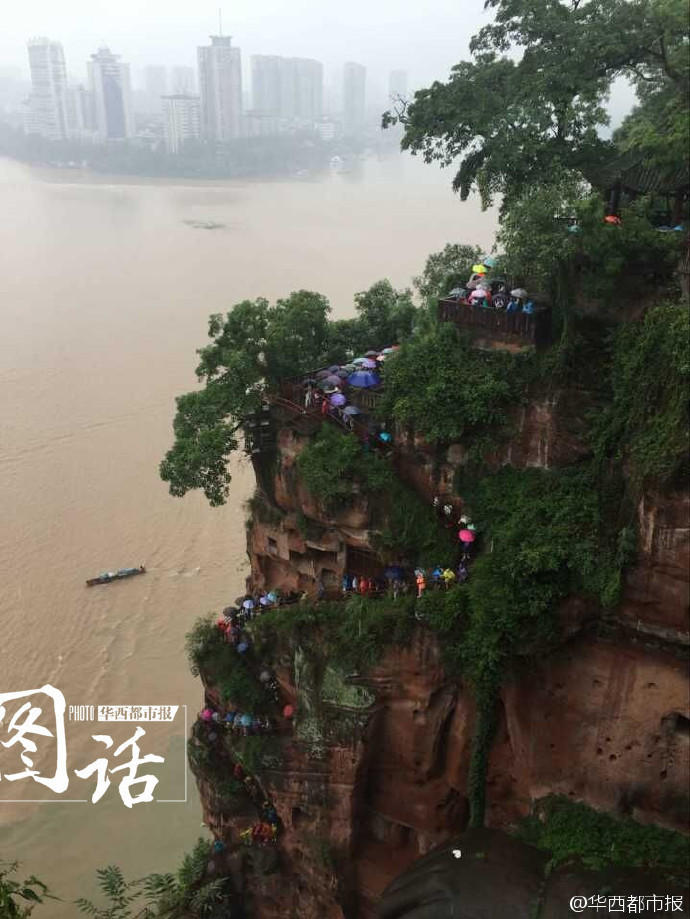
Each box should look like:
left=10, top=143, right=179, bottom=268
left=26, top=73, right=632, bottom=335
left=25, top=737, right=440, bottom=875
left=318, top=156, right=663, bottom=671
left=197, top=35, right=242, bottom=142
left=250, top=55, right=282, bottom=115
left=171, top=66, right=196, bottom=95
left=388, top=69, right=408, bottom=100
left=342, top=61, right=366, bottom=136
left=251, top=55, right=322, bottom=127
left=24, top=38, right=69, bottom=139
left=88, top=47, right=133, bottom=140
left=291, top=58, right=322, bottom=122
left=162, top=94, right=201, bottom=153
left=143, top=65, right=167, bottom=112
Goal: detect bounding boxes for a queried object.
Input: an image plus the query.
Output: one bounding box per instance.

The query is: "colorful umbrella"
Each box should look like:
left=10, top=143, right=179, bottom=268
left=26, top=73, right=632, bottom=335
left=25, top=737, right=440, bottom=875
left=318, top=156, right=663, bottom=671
left=201, top=708, right=213, bottom=722
left=343, top=405, right=361, bottom=415
left=283, top=704, right=295, bottom=719
left=472, top=263, right=488, bottom=274
left=348, top=371, right=380, bottom=388
left=458, top=529, right=476, bottom=544
left=330, top=393, right=346, bottom=407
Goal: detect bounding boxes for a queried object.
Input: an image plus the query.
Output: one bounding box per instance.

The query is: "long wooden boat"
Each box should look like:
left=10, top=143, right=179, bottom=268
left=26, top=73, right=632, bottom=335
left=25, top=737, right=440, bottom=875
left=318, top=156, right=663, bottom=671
left=86, top=565, right=146, bottom=587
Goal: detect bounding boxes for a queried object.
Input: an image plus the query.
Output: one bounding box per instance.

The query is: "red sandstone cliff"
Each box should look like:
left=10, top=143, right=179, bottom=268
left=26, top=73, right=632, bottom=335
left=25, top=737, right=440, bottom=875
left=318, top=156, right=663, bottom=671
left=197, top=398, right=689, bottom=918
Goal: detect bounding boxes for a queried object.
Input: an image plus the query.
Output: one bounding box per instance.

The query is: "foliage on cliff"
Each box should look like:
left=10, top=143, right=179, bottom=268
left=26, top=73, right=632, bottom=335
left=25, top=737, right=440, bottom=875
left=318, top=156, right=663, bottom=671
left=593, top=302, right=689, bottom=489
left=380, top=322, right=532, bottom=446
left=518, top=796, right=690, bottom=879
left=252, top=594, right=417, bottom=674
left=160, top=283, right=418, bottom=506
left=186, top=615, right=269, bottom=712
left=296, top=424, right=456, bottom=564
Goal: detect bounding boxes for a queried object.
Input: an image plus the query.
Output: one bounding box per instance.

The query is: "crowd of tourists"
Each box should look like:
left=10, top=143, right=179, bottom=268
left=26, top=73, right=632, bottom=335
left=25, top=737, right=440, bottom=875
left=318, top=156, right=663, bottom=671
left=300, top=347, right=398, bottom=431
left=447, top=259, right=537, bottom=313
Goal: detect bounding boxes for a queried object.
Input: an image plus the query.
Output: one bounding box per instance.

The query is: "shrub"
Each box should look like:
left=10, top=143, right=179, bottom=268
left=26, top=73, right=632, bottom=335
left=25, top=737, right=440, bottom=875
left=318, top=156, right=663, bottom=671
left=517, top=796, right=690, bottom=879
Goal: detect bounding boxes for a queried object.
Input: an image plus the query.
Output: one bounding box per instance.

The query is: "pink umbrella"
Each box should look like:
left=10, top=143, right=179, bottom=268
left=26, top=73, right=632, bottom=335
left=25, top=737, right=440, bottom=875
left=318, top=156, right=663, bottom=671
left=458, top=529, right=476, bottom=544
left=330, top=393, right=346, bottom=407
left=361, top=358, right=377, bottom=369
left=201, top=708, right=213, bottom=722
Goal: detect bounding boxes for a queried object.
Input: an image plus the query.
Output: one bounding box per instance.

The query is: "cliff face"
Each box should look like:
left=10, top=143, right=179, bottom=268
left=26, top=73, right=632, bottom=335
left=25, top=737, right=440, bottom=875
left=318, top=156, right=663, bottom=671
left=198, top=396, right=689, bottom=918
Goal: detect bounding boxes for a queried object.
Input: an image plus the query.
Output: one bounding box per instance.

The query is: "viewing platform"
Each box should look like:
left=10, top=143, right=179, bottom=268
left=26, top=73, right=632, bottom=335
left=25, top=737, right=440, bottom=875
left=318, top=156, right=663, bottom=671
left=438, top=298, right=552, bottom=351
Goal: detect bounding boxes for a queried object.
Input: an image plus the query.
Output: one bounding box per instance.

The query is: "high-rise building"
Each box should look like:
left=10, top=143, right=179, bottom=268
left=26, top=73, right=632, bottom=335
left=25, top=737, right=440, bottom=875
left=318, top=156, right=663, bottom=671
left=342, top=62, right=366, bottom=136
left=251, top=55, right=282, bottom=115
left=197, top=35, right=242, bottom=142
left=251, top=55, right=322, bottom=126
left=88, top=47, right=133, bottom=140
left=24, top=38, right=69, bottom=140
left=388, top=69, right=408, bottom=101
left=162, top=94, right=201, bottom=153
left=292, top=58, right=322, bottom=122
left=143, top=65, right=167, bottom=112
left=171, top=66, right=196, bottom=95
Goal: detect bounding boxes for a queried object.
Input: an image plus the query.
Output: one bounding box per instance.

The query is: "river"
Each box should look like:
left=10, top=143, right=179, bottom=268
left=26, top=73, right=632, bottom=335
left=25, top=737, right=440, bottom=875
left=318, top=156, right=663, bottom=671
left=0, top=152, right=496, bottom=913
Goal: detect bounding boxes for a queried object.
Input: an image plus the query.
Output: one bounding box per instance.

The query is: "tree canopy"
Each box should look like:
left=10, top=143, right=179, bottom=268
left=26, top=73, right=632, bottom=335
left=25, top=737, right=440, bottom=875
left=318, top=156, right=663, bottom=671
left=383, top=0, right=689, bottom=210
left=160, top=281, right=418, bottom=505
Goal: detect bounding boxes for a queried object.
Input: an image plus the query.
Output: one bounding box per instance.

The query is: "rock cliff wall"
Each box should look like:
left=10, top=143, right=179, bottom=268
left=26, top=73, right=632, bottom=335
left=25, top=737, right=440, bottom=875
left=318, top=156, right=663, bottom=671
left=197, top=397, right=689, bottom=917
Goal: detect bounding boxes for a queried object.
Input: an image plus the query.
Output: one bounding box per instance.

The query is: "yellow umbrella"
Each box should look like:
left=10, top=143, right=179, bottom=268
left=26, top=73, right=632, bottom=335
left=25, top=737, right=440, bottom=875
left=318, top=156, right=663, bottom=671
left=472, top=263, right=488, bottom=274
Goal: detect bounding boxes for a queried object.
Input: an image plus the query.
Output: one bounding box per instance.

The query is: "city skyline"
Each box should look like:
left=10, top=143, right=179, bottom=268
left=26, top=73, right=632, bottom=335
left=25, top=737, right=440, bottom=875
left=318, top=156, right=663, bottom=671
left=3, top=0, right=492, bottom=101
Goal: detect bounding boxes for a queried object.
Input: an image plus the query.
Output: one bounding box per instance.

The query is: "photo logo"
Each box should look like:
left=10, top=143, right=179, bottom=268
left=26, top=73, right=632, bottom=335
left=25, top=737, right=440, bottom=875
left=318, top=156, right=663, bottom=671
left=0, top=684, right=186, bottom=806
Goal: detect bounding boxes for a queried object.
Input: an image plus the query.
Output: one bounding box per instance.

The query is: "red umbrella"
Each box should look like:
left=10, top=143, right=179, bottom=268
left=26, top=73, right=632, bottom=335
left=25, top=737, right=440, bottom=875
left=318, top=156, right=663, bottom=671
left=458, top=529, right=476, bottom=544
left=282, top=704, right=294, bottom=719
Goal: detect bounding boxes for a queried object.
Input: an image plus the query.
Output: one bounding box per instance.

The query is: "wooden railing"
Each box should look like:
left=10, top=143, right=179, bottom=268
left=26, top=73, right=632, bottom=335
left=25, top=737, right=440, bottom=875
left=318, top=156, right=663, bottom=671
left=438, top=298, right=552, bottom=348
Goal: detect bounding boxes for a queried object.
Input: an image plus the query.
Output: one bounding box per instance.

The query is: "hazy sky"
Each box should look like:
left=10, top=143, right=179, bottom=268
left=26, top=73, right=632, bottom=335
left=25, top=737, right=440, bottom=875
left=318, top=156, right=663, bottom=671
left=1, top=0, right=492, bottom=96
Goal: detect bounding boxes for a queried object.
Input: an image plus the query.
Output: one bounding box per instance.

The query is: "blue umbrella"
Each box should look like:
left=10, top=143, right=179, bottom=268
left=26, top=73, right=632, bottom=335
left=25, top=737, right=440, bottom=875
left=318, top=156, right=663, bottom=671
left=348, top=371, right=380, bottom=388
left=330, top=393, right=346, bottom=407
left=483, top=255, right=497, bottom=267
left=240, top=714, right=252, bottom=727
left=237, top=641, right=249, bottom=654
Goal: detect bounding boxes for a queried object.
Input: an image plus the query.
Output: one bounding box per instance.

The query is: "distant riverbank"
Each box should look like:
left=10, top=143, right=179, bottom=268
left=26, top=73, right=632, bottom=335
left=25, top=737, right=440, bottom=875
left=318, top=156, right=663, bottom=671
left=0, top=121, right=398, bottom=182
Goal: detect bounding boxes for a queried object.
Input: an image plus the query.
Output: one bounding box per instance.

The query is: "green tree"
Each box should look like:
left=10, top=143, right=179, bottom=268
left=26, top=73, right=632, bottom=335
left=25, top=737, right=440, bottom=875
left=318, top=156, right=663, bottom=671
left=160, top=291, right=331, bottom=505
left=383, top=0, right=689, bottom=209
left=0, top=862, right=53, bottom=918
left=161, top=281, right=423, bottom=506
left=413, top=243, right=484, bottom=303
left=354, top=279, right=418, bottom=347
